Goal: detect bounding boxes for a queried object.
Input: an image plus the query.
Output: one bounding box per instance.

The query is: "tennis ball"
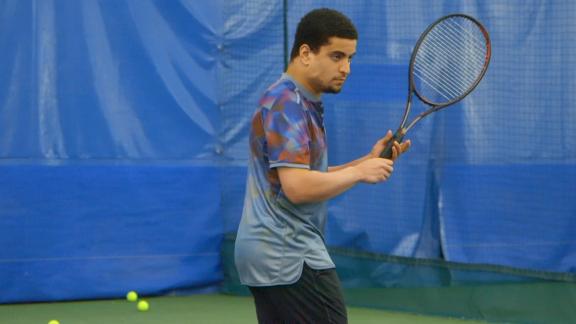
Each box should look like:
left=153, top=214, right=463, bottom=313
left=137, top=300, right=149, bottom=311
left=126, top=291, right=138, bottom=302
left=48, top=320, right=60, bottom=324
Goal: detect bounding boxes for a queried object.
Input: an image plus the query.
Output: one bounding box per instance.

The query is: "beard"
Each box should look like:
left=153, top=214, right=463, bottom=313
left=323, top=81, right=345, bottom=94
left=317, top=79, right=344, bottom=94
left=308, top=77, right=345, bottom=94
left=323, top=86, right=342, bottom=94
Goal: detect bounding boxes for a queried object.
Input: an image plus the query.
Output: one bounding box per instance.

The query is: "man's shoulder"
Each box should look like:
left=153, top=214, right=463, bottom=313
left=258, top=78, right=301, bottom=110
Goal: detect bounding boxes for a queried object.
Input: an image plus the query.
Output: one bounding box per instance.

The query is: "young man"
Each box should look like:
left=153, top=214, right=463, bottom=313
left=234, top=8, right=410, bottom=323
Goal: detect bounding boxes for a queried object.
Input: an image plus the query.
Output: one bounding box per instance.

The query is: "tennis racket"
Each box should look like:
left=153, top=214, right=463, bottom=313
left=380, top=14, right=491, bottom=159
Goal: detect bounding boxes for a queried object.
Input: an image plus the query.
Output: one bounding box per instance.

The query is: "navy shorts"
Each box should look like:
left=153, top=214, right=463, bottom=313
left=248, top=263, right=347, bottom=324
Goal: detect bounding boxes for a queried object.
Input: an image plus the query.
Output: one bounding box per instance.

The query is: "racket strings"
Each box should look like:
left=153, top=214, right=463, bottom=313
left=443, top=19, right=487, bottom=54
left=427, top=24, right=486, bottom=77
left=427, top=23, right=487, bottom=80
left=416, top=31, right=485, bottom=98
left=415, top=45, right=476, bottom=99
left=428, top=19, right=487, bottom=73
left=438, top=20, right=486, bottom=58
left=414, top=52, right=475, bottom=101
left=415, top=42, right=480, bottom=100
left=414, top=31, right=486, bottom=99
left=413, top=17, right=488, bottom=103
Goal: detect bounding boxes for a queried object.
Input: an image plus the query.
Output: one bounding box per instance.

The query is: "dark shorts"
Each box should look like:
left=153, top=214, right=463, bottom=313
left=248, top=263, right=347, bottom=324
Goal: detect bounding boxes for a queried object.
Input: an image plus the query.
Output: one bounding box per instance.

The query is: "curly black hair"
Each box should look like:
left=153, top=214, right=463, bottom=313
left=289, top=8, right=358, bottom=62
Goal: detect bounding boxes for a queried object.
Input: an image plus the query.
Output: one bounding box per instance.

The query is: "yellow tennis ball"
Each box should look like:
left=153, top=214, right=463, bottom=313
left=126, top=291, right=138, bottom=302
left=48, top=320, right=60, bottom=324
left=137, top=300, right=149, bottom=311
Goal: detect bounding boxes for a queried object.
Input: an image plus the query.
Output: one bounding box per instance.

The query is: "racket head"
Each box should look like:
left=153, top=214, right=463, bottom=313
left=409, top=14, right=491, bottom=108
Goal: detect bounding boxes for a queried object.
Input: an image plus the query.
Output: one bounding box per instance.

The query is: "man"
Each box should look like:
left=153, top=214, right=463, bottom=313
left=234, top=8, right=410, bottom=323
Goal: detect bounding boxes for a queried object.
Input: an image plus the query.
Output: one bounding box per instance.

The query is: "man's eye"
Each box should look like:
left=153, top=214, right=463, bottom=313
left=331, top=54, right=343, bottom=61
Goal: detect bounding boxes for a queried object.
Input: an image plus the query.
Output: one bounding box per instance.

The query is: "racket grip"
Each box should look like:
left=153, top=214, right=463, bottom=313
left=379, top=130, right=405, bottom=159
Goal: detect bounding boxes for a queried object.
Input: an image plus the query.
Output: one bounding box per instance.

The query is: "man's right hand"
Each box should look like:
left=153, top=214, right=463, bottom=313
left=353, top=158, right=394, bottom=184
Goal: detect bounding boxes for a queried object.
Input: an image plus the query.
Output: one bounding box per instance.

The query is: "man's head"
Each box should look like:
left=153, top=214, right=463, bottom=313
left=288, top=8, right=358, bottom=95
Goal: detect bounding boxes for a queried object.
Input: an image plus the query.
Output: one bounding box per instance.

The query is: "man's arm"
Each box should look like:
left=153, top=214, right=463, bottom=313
left=327, top=155, right=371, bottom=172
left=278, top=157, right=394, bottom=204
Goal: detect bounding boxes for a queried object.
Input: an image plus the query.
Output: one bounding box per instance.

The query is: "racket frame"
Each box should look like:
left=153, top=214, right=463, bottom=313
left=381, top=13, right=491, bottom=158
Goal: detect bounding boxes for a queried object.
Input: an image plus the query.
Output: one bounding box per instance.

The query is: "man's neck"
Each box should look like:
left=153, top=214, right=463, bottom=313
left=285, top=64, right=320, bottom=97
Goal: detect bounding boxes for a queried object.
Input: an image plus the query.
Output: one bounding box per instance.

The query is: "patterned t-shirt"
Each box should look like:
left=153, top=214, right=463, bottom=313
left=234, top=74, right=335, bottom=286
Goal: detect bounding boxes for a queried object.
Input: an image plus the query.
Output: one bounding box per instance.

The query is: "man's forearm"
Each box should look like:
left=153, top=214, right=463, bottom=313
left=328, top=154, right=371, bottom=172
left=278, top=167, right=361, bottom=204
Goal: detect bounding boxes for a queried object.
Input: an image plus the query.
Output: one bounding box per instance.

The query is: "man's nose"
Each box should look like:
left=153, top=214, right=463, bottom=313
left=340, top=61, right=351, bottom=75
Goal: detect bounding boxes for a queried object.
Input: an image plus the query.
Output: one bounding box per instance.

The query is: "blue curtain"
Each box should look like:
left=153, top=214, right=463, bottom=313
left=1, top=0, right=574, bottom=303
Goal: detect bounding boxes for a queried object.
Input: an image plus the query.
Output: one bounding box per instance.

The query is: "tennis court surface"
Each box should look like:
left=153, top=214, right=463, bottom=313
left=0, top=293, right=489, bottom=324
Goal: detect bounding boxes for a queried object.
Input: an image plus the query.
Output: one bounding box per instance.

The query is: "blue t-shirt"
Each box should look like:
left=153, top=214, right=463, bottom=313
left=234, top=74, right=335, bottom=286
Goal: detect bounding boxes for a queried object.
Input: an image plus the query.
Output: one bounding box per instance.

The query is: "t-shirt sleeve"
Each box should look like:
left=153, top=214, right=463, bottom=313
left=263, top=99, right=311, bottom=169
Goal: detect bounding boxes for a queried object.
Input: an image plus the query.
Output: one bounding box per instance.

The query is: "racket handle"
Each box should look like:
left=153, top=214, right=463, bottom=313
left=379, top=130, right=405, bottom=159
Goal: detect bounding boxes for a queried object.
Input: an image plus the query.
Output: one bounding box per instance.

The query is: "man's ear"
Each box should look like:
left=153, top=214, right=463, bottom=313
left=299, top=44, right=312, bottom=66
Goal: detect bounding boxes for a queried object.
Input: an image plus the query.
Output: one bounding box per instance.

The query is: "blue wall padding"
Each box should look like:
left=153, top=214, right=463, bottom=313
left=440, top=164, right=576, bottom=273
left=0, top=164, right=222, bottom=303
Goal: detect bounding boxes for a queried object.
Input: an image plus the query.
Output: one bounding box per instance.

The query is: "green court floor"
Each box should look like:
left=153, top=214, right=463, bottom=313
left=0, top=293, right=489, bottom=324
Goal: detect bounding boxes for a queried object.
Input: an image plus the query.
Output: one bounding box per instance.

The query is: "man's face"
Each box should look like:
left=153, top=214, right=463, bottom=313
left=306, top=37, right=357, bottom=94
